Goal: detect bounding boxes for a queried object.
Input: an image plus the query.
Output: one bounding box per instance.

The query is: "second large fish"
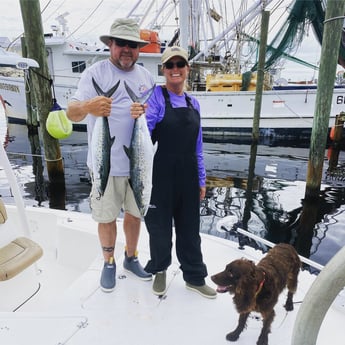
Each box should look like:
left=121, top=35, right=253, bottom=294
left=123, top=81, right=156, bottom=216
left=91, top=78, right=119, bottom=197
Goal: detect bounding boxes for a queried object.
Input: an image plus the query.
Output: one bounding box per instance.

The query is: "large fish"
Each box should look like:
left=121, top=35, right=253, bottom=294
left=123, top=81, right=156, bottom=216
left=91, top=78, right=119, bottom=198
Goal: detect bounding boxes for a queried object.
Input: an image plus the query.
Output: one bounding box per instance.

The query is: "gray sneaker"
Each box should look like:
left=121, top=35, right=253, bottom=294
left=186, top=282, right=217, bottom=299
left=153, top=271, right=167, bottom=295
left=123, top=252, right=152, bottom=281
left=100, top=258, right=116, bottom=292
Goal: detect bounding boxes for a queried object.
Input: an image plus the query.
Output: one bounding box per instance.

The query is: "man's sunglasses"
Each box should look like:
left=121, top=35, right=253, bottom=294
left=164, top=60, right=187, bottom=69
left=113, top=39, right=139, bottom=49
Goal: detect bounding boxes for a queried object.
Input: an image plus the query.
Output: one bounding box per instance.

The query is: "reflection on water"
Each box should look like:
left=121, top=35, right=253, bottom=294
left=201, top=180, right=345, bottom=270
left=201, top=138, right=345, bottom=271
left=2, top=118, right=345, bottom=270
left=2, top=122, right=91, bottom=213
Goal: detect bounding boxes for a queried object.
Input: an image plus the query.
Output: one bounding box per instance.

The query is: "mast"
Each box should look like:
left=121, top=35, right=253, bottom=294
left=138, top=0, right=156, bottom=27
left=191, top=0, right=275, bottom=61
left=146, top=0, right=170, bottom=30
left=126, top=0, right=144, bottom=18
left=179, top=0, right=189, bottom=51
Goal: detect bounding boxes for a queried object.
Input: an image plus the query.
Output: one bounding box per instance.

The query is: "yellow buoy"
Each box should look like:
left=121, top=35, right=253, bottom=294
left=46, top=100, right=73, bottom=139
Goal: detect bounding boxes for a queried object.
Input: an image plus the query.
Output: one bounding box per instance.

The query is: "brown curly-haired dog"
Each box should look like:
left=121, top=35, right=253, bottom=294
left=211, top=243, right=300, bottom=345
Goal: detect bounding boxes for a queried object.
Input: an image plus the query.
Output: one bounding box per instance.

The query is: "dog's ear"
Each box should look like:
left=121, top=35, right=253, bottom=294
left=233, top=260, right=258, bottom=313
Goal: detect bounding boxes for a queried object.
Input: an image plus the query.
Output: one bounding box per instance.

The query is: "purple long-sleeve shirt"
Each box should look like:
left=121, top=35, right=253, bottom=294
left=145, top=86, right=206, bottom=187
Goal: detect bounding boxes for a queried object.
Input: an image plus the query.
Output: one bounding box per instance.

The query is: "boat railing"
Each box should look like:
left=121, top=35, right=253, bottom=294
left=291, top=245, right=345, bottom=345
left=236, top=227, right=324, bottom=271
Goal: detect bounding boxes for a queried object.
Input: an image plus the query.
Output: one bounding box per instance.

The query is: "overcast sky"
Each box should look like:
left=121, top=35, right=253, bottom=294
left=0, top=0, right=326, bottom=81
left=1, top=1, right=133, bottom=43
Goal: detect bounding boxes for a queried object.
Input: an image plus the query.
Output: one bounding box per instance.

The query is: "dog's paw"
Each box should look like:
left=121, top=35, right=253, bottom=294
left=226, top=331, right=240, bottom=342
left=284, top=301, right=294, bottom=311
left=257, top=333, right=268, bottom=345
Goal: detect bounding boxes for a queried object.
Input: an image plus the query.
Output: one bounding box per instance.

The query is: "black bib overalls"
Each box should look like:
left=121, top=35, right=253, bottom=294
left=144, top=87, right=207, bottom=286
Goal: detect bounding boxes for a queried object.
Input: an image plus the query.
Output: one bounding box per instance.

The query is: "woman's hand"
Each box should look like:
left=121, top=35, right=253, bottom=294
left=130, top=102, right=147, bottom=119
left=200, top=186, right=206, bottom=200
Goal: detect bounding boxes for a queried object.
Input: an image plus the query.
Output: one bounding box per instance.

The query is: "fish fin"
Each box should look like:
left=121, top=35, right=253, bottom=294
left=92, top=78, right=120, bottom=97
left=127, top=178, right=133, bottom=190
left=105, top=80, right=121, bottom=98
left=138, top=84, right=156, bottom=104
left=153, top=142, right=158, bottom=154
left=124, top=81, right=156, bottom=105
left=110, top=136, right=115, bottom=147
left=92, top=77, right=105, bottom=96
left=123, top=145, right=131, bottom=159
left=124, top=81, right=139, bottom=102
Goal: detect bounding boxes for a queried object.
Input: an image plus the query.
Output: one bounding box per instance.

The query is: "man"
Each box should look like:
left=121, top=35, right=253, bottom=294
left=67, top=18, right=153, bottom=292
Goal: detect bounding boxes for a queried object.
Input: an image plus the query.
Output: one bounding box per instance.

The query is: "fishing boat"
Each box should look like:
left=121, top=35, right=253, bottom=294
left=1, top=0, right=345, bottom=140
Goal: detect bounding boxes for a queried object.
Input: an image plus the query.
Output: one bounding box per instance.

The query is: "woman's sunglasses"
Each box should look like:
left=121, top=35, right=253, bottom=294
left=113, top=39, right=139, bottom=49
left=164, top=60, right=187, bottom=69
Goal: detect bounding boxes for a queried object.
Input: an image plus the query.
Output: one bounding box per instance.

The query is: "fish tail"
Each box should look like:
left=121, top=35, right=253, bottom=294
left=123, top=145, right=131, bottom=159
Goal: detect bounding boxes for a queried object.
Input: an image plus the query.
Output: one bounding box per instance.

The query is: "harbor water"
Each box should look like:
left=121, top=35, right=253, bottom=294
left=1, top=116, right=345, bottom=272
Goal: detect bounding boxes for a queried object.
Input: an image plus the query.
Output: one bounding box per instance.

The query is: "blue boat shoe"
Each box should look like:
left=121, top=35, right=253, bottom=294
left=100, top=258, right=116, bottom=292
left=123, top=251, right=152, bottom=281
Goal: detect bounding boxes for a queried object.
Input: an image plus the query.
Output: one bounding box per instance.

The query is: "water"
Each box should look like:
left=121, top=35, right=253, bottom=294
left=2, top=118, right=345, bottom=271
left=3, top=123, right=91, bottom=212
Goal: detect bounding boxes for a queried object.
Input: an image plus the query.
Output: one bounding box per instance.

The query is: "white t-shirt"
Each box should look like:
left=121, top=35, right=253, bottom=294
left=72, top=59, right=154, bottom=176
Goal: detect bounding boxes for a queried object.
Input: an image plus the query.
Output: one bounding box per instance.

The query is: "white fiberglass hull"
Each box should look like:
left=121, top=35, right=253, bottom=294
left=1, top=74, right=345, bottom=137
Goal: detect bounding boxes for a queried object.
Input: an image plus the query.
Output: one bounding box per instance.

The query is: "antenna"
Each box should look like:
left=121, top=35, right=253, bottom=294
left=55, top=12, right=70, bottom=36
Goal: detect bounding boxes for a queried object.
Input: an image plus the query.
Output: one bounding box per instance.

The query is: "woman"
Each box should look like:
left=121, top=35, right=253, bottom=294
left=131, top=46, right=216, bottom=299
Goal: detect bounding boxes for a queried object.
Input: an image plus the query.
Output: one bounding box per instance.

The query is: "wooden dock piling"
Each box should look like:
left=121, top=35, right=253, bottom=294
left=19, top=1, right=66, bottom=185
left=297, top=0, right=345, bottom=257
left=252, top=10, right=270, bottom=142
left=305, top=0, right=345, bottom=200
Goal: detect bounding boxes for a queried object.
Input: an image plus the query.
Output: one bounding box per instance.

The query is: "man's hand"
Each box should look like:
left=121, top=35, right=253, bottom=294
left=67, top=96, right=112, bottom=122
left=87, top=96, right=112, bottom=117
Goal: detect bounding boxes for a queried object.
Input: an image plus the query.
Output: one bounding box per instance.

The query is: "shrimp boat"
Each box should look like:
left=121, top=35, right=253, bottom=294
left=1, top=0, right=345, bottom=140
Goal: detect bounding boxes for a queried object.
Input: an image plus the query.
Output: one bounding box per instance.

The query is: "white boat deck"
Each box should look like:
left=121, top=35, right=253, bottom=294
left=1, top=207, right=344, bottom=345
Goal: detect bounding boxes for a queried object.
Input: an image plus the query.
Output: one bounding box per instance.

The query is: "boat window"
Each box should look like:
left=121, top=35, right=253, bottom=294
left=72, top=61, right=86, bottom=73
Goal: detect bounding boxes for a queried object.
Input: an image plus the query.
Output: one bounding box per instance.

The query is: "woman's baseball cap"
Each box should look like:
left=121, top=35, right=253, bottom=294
left=161, top=46, right=189, bottom=64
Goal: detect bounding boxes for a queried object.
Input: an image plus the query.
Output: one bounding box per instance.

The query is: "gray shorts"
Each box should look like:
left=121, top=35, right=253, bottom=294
left=90, top=176, right=141, bottom=223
